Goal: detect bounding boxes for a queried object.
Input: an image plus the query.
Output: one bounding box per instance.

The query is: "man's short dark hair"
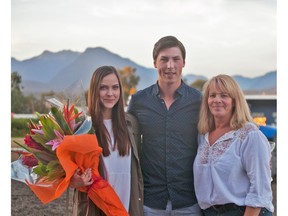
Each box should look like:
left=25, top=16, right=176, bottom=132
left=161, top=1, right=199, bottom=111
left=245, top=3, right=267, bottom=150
left=153, top=36, right=186, bottom=61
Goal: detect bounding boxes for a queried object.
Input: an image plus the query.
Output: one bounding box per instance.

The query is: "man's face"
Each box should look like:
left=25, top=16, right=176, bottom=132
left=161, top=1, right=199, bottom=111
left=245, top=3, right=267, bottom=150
left=154, top=46, right=185, bottom=84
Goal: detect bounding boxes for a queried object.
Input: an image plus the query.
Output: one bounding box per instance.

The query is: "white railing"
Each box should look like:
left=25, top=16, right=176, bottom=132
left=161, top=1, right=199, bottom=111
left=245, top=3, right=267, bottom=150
left=11, top=114, right=37, bottom=119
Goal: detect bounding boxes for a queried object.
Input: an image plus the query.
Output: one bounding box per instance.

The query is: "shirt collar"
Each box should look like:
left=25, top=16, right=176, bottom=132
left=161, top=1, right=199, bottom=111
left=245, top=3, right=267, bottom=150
left=205, top=130, right=235, bottom=145
left=152, top=80, right=185, bottom=98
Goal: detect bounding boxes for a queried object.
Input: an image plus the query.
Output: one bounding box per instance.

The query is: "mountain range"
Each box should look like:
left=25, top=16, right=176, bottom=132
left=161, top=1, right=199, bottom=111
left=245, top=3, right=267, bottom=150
left=11, top=47, right=276, bottom=95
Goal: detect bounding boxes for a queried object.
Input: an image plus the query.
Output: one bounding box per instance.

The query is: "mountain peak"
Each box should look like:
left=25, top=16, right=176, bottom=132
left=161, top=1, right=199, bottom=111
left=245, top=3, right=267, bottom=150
left=39, top=49, right=80, bottom=57
left=11, top=47, right=276, bottom=95
left=84, top=47, right=109, bottom=52
left=82, top=47, right=120, bottom=58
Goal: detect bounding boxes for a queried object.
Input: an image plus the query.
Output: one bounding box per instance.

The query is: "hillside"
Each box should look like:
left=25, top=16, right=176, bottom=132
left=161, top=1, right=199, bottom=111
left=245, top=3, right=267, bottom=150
left=11, top=47, right=276, bottom=95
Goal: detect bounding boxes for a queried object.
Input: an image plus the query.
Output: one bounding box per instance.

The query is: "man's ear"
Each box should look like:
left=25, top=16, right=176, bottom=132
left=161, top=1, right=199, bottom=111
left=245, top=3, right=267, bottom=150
left=183, top=60, right=185, bottom=68
left=153, top=61, right=157, bottom=68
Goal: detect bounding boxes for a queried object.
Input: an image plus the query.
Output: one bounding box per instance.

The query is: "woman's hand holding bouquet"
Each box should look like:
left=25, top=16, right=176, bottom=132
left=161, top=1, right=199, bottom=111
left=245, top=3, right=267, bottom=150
left=14, top=100, right=128, bottom=216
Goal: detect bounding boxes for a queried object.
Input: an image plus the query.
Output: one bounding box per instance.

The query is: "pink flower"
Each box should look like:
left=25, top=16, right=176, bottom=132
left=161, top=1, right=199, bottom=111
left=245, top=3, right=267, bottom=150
left=54, top=129, right=64, bottom=140
left=31, top=129, right=44, bottom=135
left=46, top=139, right=62, bottom=151
left=46, top=130, right=64, bottom=151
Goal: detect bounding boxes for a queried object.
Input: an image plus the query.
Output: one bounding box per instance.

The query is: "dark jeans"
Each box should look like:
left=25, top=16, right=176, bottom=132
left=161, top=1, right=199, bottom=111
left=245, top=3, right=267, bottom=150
left=203, top=204, right=272, bottom=216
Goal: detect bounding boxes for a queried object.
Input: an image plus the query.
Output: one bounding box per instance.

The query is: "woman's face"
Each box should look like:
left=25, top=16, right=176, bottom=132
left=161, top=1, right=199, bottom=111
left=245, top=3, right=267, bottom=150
left=99, top=73, right=120, bottom=114
left=207, top=86, right=234, bottom=120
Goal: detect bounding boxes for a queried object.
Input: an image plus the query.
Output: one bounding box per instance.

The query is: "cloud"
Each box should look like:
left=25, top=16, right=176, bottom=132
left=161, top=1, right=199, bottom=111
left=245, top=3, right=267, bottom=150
left=11, top=0, right=276, bottom=78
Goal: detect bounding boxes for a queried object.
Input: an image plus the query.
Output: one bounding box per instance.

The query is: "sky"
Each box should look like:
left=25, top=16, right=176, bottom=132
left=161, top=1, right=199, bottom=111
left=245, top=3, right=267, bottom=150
left=10, top=0, right=277, bottom=78
left=2, top=0, right=288, bottom=214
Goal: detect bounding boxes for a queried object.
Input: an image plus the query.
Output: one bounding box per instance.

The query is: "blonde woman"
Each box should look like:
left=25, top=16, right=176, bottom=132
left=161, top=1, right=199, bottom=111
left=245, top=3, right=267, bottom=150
left=193, top=74, right=273, bottom=216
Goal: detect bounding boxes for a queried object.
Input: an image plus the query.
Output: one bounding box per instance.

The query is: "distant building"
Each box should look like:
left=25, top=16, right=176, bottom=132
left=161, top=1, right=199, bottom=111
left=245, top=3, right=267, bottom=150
left=245, top=95, right=277, bottom=126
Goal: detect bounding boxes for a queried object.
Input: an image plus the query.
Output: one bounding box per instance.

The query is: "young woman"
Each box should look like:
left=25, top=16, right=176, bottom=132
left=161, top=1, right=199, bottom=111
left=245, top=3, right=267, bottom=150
left=70, top=66, right=143, bottom=216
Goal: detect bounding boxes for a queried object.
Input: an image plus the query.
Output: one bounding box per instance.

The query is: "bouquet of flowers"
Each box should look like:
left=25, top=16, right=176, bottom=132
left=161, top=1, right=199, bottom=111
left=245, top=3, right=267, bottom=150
left=13, top=99, right=128, bottom=216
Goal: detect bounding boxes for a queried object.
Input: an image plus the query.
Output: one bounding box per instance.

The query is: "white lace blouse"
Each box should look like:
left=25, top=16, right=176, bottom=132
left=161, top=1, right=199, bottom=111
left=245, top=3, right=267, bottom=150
left=193, top=122, right=274, bottom=212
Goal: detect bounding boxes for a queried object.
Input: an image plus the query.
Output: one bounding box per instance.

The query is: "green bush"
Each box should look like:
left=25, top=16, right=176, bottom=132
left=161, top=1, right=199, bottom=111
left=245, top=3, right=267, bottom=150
left=11, top=118, right=39, bottom=137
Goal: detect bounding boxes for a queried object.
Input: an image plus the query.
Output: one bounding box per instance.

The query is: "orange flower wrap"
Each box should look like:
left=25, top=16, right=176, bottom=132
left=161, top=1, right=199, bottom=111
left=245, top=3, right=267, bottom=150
left=26, top=134, right=128, bottom=216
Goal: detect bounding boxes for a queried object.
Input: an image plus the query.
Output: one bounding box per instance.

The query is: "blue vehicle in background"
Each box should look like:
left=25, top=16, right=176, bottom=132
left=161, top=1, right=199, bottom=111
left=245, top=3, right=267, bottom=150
left=259, top=125, right=277, bottom=143
left=257, top=119, right=277, bottom=180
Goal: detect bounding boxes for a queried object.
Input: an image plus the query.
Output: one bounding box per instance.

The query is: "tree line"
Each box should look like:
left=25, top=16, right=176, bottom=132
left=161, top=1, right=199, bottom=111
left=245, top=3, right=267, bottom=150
left=11, top=66, right=140, bottom=114
left=11, top=67, right=206, bottom=114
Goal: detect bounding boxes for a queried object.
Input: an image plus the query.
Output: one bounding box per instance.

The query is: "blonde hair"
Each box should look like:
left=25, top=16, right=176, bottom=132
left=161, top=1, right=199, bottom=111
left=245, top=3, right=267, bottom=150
left=198, top=74, right=254, bottom=134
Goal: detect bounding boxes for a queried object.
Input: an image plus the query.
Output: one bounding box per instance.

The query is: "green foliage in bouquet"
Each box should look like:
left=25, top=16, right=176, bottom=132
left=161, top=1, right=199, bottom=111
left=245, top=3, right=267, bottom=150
left=14, top=100, right=93, bottom=181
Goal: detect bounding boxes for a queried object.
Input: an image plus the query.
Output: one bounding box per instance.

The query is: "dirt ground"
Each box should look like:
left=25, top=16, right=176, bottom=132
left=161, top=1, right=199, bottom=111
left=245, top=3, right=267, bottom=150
left=11, top=179, right=74, bottom=216
left=11, top=179, right=277, bottom=216
left=11, top=141, right=74, bottom=216
left=10, top=139, right=277, bottom=216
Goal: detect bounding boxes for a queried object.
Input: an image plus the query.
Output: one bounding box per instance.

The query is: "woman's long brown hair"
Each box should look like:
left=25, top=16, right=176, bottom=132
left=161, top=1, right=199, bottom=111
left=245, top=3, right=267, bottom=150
left=88, top=66, right=130, bottom=157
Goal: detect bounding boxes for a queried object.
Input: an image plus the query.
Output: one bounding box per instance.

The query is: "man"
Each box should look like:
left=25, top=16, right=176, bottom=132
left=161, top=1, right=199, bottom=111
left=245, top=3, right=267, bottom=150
left=127, top=36, right=202, bottom=215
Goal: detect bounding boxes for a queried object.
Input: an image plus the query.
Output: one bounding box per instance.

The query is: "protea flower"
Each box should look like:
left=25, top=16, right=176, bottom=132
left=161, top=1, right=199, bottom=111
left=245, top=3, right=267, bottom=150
left=24, top=135, right=45, bottom=150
